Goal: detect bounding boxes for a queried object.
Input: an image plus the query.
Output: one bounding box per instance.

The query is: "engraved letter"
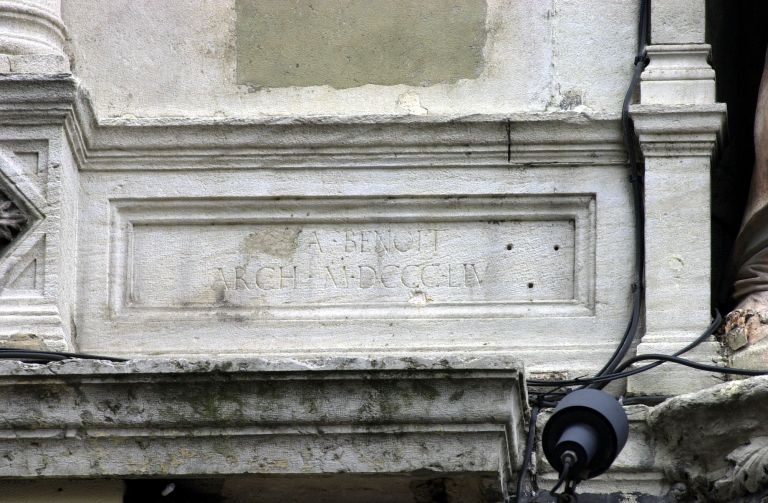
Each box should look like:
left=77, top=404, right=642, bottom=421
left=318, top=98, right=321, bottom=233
left=307, top=231, right=324, bottom=253
left=324, top=265, right=348, bottom=288
left=394, top=231, right=414, bottom=253
left=381, top=265, right=400, bottom=288
left=465, top=263, right=485, bottom=286
left=345, top=231, right=357, bottom=252
left=421, top=264, right=440, bottom=288
left=255, top=266, right=277, bottom=290
left=360, top=230, right=374, bottom=252
left=401, top=264, right=420, bottom=288
left=375, top=230, right=391, bottom=253
left=280, top=266, right=297, bottom=289
left=448, top=264, right=463, bottom=288
left=359, top=265, right=377, bottom=288
left=235, top=266, right=250, bottom=290
left=214, top=267, right=232, bottom=291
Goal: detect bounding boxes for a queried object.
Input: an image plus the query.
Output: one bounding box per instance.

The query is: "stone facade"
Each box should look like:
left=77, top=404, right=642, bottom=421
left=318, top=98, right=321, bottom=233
left=0, top=0, right=760, bottom=502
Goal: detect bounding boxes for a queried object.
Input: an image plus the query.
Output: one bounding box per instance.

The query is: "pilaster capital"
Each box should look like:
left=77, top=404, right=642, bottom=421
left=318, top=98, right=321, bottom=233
left=630, top=104, right=726, bottom=157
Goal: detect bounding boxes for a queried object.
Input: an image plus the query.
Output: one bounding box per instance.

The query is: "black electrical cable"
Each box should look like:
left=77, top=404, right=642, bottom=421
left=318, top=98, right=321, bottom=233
left=0, top=348, right=126, bottom=363
left=621, top=395, right=669, bottom=406
left=616, top=353, right=768, bottom=377
left=513, top=403, right=540, bottom=503
left=528, top=311, right=723, bottom=388
left=550, top=455, right=573, bottom=496
left=590, top=0, right=649, bottom=384
left=523, top=0, right=650, bottom=403
left=530, top=321, right=768, bottom=388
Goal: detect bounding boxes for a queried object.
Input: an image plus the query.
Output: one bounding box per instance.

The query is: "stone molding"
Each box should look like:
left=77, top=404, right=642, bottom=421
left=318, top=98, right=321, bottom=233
left=640, top=45, right=716, bottom=105
left=0, top=0, right=65, bottom=57
left=70, top=107, right=627, bottom=172
left=631, top=104, right=726, bottom=157
left=0, top=76, right=637, bottom=374
left=0, top=355, right=525, bottom=501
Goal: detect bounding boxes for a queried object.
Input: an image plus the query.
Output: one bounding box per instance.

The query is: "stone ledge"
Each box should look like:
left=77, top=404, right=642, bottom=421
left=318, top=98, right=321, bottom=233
left=0, top=354, right=525, bottom=501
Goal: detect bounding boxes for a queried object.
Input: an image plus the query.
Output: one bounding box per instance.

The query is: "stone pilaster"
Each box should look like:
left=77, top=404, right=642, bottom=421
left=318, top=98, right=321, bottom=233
left=628, top=0, right=727, bottom=395
left=0, top=1, right=75, bottom=351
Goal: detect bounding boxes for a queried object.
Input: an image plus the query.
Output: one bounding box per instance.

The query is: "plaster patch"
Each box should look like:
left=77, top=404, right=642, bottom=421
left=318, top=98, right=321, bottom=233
left=235, top=0, right=487, bottom=89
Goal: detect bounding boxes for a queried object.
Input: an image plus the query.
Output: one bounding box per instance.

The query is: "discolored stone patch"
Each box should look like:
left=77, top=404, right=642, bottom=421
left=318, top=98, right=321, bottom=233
left=236, top=0, right=487, bottom=89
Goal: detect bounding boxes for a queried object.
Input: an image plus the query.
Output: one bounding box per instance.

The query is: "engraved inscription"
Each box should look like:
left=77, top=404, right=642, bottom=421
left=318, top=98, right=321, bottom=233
left=214, top=228, right=487, bottom=292
left=112, top=196, right=595, bottom=319
left=128, top=220, right=574, bottom=309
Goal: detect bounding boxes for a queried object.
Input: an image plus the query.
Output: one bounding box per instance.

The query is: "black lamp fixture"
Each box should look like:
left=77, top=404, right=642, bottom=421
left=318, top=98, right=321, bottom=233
left=542, top=389, right=629, bottom=501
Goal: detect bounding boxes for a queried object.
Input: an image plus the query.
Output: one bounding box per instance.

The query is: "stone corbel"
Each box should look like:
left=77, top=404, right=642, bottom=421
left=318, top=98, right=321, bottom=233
left=0, top=0, right=77, bottom=351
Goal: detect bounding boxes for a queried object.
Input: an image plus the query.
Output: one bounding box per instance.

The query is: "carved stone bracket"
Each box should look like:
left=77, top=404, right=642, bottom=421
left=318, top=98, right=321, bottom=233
left=0, top=75, right=78, bottom=351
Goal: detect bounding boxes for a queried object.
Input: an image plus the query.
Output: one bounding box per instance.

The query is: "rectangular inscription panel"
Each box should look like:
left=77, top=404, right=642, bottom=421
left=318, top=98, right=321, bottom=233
left=111, top=196, right=595, bottom=319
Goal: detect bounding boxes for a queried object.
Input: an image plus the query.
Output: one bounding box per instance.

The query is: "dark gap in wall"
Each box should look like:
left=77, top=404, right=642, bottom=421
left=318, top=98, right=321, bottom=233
left=707, top=0, right=768, bottom=312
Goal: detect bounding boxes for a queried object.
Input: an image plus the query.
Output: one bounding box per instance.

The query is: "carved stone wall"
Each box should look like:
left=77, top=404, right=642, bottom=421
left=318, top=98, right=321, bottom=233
left=0, top=76, right=79, bottom=351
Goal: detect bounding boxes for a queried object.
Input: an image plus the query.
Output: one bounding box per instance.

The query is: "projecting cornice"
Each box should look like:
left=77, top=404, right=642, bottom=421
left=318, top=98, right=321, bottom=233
left=0, top=354, right=525, bottom=495
left=0, top=75, right=629, bottom=172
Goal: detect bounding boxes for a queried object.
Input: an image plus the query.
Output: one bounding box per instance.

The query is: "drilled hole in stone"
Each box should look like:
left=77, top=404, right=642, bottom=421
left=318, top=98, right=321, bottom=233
left=527, top=282, right=534, bottom=289
left=506, top=244, right=513, bottom=251
left=554, top=245, right=560, bottom=251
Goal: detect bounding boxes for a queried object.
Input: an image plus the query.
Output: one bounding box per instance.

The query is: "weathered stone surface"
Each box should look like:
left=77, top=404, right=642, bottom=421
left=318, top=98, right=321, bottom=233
left=71, top=112, right=635, bottom=377
left=235, top=0, right=486, bottom=89
left=62, top=0, right=639, bottom=117
left=0, top=355, right=525, bottom=502
left=0, top=2, right=734, bottom=500
left=650, top=0, right=706, bottom=45
left=649, top=376, right=768, bottom=501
